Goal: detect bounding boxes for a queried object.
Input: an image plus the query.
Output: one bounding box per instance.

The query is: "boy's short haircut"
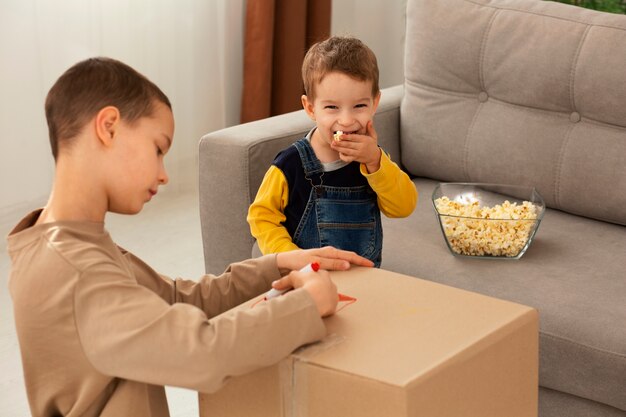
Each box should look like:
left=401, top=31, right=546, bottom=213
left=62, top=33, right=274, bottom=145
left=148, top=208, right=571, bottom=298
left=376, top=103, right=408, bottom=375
left=302, top=36, right=379, bottom=101
left=45, top=57, right=171, bottom=160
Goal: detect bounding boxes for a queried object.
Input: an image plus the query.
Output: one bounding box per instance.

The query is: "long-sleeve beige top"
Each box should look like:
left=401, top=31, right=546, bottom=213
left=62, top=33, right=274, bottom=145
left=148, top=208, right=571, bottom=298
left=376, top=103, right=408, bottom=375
left=7, top=210, right=326, bottom=417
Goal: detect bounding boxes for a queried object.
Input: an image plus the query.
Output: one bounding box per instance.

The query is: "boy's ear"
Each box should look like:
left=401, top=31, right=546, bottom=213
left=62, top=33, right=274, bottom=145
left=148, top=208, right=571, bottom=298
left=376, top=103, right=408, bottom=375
left=95, top=106, right=121, bottom=146
left=301, top=95, right=316, bottom=121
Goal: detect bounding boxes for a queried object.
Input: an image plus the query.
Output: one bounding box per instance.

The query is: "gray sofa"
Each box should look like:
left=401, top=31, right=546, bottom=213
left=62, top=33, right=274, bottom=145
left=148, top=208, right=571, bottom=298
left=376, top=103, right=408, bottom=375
left=198, top=0, right=626, bottom=415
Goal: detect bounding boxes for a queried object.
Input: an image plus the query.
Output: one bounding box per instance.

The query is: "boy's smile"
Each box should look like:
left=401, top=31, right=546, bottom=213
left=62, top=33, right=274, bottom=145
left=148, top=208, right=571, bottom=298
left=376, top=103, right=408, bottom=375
left=301, top=71, right=380, bottom=156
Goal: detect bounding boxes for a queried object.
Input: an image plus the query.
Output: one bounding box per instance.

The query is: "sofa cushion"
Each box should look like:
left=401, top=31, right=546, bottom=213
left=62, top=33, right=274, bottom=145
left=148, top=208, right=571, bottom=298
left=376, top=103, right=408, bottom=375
left=382, top=178, right=626, bottom=411
left=539, top=387, right=626, bottom=417
left=400, top=0, right=626, bottom=225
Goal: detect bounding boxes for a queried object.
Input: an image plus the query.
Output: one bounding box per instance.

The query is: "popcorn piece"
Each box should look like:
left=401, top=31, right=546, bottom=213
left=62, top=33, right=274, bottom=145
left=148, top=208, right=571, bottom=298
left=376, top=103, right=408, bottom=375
left=434, top=197, right=539, bottom=257
left=333, top=130, right=344, bottom=142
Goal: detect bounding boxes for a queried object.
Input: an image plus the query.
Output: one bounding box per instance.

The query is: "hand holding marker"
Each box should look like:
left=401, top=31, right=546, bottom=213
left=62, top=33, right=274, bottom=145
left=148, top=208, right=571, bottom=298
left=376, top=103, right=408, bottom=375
left=260, top=262, right=356, bottom=312
left=264, top=262, right=320, bottom=300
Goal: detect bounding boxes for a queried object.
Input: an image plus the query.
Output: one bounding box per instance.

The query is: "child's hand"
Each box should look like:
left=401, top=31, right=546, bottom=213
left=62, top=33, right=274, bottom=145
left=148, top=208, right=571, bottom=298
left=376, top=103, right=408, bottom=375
left=271, top=268, right=338, bottom=316
left=276, top=246, right=374, bottom=272
left=331, top=121, right=382, bottom=173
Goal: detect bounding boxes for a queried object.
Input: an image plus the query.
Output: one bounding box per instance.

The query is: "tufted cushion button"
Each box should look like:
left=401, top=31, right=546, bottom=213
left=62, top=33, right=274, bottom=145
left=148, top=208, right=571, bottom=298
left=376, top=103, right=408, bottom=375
left=570, top=112, right=581, bottom=123
left=478, top=92, right=489, bottom=103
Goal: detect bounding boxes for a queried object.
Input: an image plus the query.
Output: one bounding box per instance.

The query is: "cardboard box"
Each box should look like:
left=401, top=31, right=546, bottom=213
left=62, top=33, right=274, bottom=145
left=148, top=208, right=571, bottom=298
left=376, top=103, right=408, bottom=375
left=199, top=267, right=538, bottom=417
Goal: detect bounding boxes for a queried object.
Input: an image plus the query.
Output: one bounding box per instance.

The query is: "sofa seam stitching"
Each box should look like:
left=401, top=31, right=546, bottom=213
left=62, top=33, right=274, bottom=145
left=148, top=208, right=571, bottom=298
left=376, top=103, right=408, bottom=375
left=478, top=9, right=500, bottom=91
left=569, top=25, right=591, bottom=112
left=404, top=80, right=567, bottom=115
left=462, top=103, right=483, bottom=182
left=404, top=79, right=477, bottom=99
left=553, top=124, right=575, bottom=209
left=463, top=9, right=498, bottom=181
left=403, top=79, right=626, bottom=131
left=541, top=331, right=626, bottom=359
left=462, top=0, right=626, bottom=31
left=553, top=26, right=589, bottom=208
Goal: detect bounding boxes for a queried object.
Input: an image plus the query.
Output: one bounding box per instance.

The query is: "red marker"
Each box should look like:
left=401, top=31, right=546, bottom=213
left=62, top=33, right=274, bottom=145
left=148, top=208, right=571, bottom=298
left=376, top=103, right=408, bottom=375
left=264, top=262, right=320, bottom=300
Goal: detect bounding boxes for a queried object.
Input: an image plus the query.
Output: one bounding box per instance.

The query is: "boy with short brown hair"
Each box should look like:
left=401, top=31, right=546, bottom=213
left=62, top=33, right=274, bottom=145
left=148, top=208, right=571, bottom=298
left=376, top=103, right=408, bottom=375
left=248, top=36, right=417, bottom=267
left=7, top=57, right=372, bottom=417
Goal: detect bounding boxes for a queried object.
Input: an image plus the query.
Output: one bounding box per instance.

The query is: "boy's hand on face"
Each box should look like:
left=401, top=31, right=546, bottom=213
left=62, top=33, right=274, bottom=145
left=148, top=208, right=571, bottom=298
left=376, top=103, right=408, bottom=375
left=331, top=121, right=382, bottom=173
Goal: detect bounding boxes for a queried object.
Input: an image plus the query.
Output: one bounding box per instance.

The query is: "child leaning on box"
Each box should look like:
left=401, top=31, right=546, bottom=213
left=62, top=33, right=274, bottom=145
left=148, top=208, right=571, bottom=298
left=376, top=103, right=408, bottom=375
left=247, top=36, right=417, bottom=267
left=6, top=57, right=373, bottom=417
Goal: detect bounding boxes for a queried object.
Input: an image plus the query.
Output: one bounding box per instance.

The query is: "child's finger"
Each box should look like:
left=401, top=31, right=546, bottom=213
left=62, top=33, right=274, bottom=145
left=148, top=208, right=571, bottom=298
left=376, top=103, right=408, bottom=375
left=315, top=247, right=375, bottom=269
left=366, top=120, right=378, bottom=141
left=316, top=258, right=351, bottom=271
left=341, top=123, right=376, bottom=143
left=331, top=142, right=360, bottom=158
left=271, top=275, right=293, bottom=290
left=331, top=139, right=356, bottom=151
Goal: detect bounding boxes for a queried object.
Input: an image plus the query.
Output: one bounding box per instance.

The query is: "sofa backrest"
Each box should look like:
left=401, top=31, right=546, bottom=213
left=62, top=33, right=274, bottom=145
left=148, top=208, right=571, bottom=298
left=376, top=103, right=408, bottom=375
left=401, top=0, right=626, bottom=225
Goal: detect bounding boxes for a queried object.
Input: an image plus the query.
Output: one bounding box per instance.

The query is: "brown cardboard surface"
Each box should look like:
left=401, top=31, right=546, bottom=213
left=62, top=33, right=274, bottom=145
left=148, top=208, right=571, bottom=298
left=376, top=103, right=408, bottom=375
left=200, top=267, right=538, bottom=417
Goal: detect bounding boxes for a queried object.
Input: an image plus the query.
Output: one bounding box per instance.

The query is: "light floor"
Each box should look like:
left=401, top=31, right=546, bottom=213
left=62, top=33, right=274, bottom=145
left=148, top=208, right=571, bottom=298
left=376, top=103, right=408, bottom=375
left=1, top=190, right=205, bottom=417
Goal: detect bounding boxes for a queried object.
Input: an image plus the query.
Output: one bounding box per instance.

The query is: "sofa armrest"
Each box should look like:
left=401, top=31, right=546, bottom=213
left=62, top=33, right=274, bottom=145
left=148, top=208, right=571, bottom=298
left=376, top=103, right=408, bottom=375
left=198, top=110, right=313, bottom=274
left=198, top=85, right=404, bottom=274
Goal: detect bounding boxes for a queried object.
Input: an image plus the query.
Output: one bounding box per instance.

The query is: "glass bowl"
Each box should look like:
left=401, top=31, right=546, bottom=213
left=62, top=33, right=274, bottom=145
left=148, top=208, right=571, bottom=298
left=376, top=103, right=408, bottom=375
left=432, top=183, right=545, bottom=259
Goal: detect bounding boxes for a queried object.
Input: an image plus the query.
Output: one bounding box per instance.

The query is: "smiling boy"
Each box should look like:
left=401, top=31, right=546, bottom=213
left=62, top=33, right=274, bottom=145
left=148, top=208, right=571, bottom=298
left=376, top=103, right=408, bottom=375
left=248, top=36, right=418, bottom=267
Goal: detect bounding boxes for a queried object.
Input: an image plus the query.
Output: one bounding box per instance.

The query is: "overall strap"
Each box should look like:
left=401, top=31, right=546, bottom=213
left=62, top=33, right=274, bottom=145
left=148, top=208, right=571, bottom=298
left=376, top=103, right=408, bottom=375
left=293, top=138, right=324, bottom=177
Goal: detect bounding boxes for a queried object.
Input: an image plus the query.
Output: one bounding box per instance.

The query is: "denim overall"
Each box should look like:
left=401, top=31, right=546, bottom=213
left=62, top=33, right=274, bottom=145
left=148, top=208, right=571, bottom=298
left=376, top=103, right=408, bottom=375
left=291, top=138, right=382, bottom=267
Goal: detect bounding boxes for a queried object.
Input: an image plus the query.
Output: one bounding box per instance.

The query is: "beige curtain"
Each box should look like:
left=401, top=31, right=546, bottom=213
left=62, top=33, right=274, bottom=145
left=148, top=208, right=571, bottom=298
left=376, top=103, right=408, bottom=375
left=241, top=0, right=331, bottom=123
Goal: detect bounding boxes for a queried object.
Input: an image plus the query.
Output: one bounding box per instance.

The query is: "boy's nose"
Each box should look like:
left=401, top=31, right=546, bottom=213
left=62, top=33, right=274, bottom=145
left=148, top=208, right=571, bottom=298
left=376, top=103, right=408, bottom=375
left=338, top=110, right=356, bottom=126
left=159, top=165, right=169, bottom=185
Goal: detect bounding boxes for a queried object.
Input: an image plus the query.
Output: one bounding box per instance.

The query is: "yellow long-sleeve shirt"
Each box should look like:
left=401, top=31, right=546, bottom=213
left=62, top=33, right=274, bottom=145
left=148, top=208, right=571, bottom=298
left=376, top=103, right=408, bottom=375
left=248, top=149, right=417, bottom=255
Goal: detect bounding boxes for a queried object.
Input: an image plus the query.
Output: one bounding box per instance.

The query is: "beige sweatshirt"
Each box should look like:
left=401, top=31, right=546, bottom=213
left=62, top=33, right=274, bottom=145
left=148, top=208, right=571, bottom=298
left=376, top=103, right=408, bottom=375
left=7, top=210, right=326, bottom=417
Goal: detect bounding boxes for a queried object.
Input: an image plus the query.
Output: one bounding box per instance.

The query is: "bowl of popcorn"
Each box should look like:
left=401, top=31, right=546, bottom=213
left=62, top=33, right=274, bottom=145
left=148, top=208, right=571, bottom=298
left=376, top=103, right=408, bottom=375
left=432, top=183, right=545, bottom=259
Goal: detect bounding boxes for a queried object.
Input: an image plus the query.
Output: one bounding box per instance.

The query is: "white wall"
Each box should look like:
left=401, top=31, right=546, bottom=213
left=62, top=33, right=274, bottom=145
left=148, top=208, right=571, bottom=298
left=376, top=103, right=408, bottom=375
left=0, top=0, right=407, bottom=242
left=0, top=0, right=245, bottom=241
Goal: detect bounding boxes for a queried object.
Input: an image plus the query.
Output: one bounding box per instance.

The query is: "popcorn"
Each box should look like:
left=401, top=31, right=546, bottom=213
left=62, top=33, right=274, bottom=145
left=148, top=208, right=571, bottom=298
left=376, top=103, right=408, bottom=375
left=434, top=197, right=539, bottom=257
left=333, top=130, right=343, bottom=142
